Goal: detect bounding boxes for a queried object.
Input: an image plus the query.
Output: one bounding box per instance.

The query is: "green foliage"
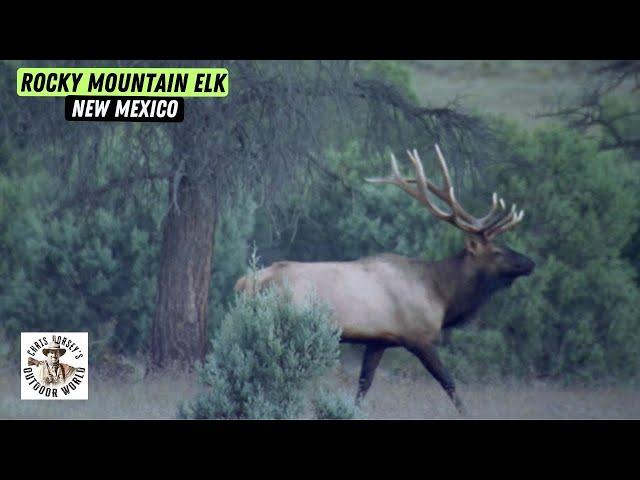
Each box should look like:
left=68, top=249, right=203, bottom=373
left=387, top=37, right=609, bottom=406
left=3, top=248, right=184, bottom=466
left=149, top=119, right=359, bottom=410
left=208, top=196, right=257, bottom=334
left=598, top=94, right=640, bottom=152
left=179, top=282, right=341, bottom=419
left=264, top=120, right=640, bottom=384
left=0, top=206, right=160, bottom=357
left=463, top=120, right=640, bottom=383
left=0, top=146, right=162, bottom=359
left=598, top=94, right=640, bottom=279
left=3, top=61, right=639, bottom=388
left=440, top=329, right=510, bottom=382
left=272, top=141, right=464, bottom=263
left=312, top=389, right=365, bottom=420
left=361, top=61, right=420, bottom=103
left=2, top=60, right=487, bottom=372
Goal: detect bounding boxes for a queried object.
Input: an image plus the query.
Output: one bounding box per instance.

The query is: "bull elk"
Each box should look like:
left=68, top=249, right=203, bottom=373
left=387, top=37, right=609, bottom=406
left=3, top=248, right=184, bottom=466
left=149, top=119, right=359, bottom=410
left=235, top=145, right=535, bottom=415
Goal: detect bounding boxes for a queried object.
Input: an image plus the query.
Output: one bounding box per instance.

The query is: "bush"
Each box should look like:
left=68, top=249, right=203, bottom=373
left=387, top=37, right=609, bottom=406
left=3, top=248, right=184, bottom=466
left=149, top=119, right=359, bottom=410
left=265, top=121, right=640, bottom=384
left=0, top=139, right=260, bottom=360
left=440, top=329, right=510, bottom=382
left=0, top=150, right=162, bottom=358
left=268, top=141, right=464, bottom=264
left=312, top=389, right=365, bottom=420
left=0, top=204, right=161, bottom=353
left=178, top=282, right=341, bottom=419
left=208, top=197, right=257, bottom=334
left=465, top=121, right=640, bottom=383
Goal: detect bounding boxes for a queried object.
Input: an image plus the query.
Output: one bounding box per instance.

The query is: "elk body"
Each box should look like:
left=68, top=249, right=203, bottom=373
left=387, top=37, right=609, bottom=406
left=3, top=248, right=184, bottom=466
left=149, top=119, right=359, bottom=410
left=235, top=145, right=534, bottom=415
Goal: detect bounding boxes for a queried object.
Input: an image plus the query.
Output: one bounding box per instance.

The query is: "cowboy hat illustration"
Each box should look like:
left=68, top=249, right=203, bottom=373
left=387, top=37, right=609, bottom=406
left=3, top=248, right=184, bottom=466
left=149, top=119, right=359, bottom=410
left=42, top=339, right=66, bottom=357
left=27, top=338, right=69, bottom=366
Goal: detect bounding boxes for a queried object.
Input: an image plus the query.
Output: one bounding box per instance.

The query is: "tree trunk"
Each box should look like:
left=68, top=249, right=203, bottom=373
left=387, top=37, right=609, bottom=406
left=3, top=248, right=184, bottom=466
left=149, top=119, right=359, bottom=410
left=150, top=178, right=217, bottom=370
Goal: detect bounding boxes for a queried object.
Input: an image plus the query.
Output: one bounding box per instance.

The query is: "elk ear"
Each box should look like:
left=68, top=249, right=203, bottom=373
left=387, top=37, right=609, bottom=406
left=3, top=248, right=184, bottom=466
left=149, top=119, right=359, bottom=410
left=465, top=237, right=481, bottom=256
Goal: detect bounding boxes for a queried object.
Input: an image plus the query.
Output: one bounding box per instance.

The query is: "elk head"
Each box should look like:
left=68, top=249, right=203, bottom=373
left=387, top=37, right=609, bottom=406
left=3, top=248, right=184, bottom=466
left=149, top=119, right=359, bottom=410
left=366, top=145, right=535, bottom=284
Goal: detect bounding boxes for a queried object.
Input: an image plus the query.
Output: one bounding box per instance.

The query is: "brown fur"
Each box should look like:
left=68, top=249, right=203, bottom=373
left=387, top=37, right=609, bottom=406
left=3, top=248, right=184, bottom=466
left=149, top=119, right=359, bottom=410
left=235, top=237, right=534, bottom=414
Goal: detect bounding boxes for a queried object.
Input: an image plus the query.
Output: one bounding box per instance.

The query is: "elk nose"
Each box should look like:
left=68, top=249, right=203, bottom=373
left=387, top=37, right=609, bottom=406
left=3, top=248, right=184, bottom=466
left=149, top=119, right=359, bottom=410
left=521, top=258, right=535, bottom=275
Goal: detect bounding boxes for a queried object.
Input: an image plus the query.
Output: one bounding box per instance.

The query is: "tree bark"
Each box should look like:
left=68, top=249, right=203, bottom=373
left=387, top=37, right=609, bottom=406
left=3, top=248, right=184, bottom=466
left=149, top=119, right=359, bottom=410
left=150, top=178, right=217, bottom=370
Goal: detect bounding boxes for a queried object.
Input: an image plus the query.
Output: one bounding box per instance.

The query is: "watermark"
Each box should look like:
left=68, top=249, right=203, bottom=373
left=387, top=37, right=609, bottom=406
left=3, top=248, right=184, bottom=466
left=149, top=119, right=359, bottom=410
left=64, top=96, right=184, bottom=122
left=21, top=332, right=89, bottom=400
left=17, top=68, right=228, bottom=97
left=16, top=67, right=228, bottom=122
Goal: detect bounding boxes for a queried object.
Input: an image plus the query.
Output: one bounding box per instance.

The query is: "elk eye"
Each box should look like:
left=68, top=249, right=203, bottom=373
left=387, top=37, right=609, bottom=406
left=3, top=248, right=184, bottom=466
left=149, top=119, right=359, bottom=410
left=493, top=250, right=503, bottom=257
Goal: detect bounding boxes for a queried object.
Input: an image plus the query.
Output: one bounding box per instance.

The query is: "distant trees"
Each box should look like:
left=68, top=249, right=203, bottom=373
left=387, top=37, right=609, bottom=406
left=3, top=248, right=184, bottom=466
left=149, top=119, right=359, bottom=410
left=0, top=138, right=162, bottom=359
left=6, top=60, right=637, bottom=384
left=449, top=122, right=640, bottom=383
left=542, top=61, right=640, bottom=154
left=541, top=60, right=640, bottom=298
left=256, top=120, right=640, bottom=383
left=1, top=60, right=486, bottom=369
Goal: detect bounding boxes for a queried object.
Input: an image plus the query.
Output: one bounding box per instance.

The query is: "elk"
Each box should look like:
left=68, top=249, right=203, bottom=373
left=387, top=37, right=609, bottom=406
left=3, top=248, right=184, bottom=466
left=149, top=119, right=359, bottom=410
left=235, top=145, right=535, bottom=415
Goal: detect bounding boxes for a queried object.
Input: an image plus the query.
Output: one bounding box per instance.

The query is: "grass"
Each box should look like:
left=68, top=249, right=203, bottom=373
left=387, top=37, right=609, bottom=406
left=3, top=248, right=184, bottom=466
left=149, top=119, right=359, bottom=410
left=3, top=348, right=638, bottom=420
left=1, top=368, right=198, bottom=419
left=331, top=359, right=640, bottom=420
left=405, top=60, right=602, bottom=127
left=325, top=346, right=640, bottom=420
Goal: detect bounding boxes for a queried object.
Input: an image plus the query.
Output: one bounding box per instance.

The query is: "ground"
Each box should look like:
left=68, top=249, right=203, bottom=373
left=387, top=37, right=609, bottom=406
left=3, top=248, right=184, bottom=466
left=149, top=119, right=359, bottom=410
left=2, top=348, right=638, bottom=419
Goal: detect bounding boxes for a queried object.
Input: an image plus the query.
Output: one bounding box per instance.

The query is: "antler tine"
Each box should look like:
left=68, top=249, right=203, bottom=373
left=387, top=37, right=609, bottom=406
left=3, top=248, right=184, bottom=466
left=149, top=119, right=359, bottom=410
left=406, top=149, right=429, bottom=192
left=482, top=202, right=516, bottom=233
left=365, top=153, right=403, bottom=186
left=406, top=149, right=452, bottom=220
left=434, top=144, right=453, bottom=191
left=490, top=209, right=525, bottom=238
left=402, top=149, right=475, bottom=225
left=487, top=209, right=525, bottom=239
left=477, top=192, right=500, bottom=223
left=433, top=145, right=478, bottom=224
left=408, top=148, right=489, bottom=234
left=390, top=152, right=403, bottom=181
left=366, top=145, right=526, bottom=239
left=365, top=154, right=395, bottom=184
left=366, top=153, right=424, bottom=204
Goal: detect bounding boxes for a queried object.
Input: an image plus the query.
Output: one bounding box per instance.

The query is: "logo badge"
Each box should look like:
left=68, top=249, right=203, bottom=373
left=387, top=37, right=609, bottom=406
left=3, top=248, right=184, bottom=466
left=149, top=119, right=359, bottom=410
left=21, top=332, right=88, bottom=400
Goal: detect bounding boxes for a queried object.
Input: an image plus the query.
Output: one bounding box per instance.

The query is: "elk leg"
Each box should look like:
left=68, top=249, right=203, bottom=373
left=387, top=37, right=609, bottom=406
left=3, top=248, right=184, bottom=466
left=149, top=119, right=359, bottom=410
left=410, top=344, right=467, bottom=416
left=355, top=343, right=386, bottom=404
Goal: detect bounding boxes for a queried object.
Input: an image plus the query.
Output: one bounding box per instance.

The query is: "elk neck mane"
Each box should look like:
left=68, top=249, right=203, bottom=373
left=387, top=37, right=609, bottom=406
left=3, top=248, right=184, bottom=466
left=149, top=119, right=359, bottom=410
left=355, top=251, right=514, bottom=329
left=424, top=251, right=515, bottom=328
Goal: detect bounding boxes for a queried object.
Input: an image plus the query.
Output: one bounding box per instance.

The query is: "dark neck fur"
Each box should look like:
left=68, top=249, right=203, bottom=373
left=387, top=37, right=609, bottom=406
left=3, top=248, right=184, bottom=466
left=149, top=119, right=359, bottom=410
left=427, top=251, right=513, bottom=328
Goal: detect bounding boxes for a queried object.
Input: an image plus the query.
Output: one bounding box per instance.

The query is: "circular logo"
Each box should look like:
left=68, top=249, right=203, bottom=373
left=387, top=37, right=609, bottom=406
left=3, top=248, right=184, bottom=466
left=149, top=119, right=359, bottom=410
left=21, top=333, right=89, bottom=400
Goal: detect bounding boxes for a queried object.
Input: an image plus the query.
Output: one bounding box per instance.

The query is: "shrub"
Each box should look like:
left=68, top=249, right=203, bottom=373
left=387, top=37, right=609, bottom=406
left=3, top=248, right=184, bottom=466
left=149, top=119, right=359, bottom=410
left=0, top=185, right=161, bottom=358
left=312, top=389, right=365, bottom=420
left=179, top=282, right=341, bottom=419
left=468, top=121, right=640, bottom=383
left=267, top=121, right=640, bottom=384
left=440, top=329, right=510, bottom=382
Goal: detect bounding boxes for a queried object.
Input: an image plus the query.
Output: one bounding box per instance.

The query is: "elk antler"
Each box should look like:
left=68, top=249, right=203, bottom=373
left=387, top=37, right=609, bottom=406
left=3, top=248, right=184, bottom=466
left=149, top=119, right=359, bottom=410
left=365, top=144, right=524, bottom=239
